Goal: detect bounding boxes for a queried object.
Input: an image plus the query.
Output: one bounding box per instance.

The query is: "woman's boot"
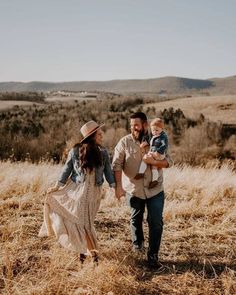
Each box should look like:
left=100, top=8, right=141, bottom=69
left=79, top=253, right=86, bottom=265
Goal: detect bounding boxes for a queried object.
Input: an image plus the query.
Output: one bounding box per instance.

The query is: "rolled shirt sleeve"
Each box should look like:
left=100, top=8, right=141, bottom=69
left=112, top=138, right=126, bottom=172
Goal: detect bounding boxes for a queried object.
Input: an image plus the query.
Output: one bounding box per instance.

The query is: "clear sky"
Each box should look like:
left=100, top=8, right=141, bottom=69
left=0, top=0, right=236, bottom=82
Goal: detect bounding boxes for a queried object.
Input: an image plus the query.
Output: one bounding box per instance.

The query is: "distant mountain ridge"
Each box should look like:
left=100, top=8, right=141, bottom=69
left=1, top=76, right=236, bottom=94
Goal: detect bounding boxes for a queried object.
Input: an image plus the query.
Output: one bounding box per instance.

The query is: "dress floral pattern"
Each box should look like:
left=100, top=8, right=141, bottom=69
left=39, top=170, right=102, bottom=254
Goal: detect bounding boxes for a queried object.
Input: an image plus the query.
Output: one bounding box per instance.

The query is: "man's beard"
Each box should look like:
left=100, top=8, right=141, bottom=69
left=132, top=128, right=145, bottom=142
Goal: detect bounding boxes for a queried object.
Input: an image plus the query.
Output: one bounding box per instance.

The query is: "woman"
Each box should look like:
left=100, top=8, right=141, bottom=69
left=39, top=120, right=115, bottom=264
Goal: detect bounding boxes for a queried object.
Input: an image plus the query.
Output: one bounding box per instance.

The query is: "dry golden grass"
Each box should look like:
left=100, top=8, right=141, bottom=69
left=0, top=162, right=236, bottom=294
left=144, top=95, right=236, bottom=124
left=0, top=101, right=43, bottom=110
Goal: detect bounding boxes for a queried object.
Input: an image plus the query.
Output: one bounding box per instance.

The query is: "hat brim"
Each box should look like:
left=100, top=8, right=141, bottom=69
left=80, top=123, right=105, bottom=143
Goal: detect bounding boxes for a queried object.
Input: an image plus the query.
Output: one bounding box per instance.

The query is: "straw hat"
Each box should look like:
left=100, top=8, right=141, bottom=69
left=80, top=120, right=105, bottom=143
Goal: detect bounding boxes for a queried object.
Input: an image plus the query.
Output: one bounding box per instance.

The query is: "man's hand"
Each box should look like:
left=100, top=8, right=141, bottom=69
left=140, top=141, right=149, bottom=154
left=143, top=154, right=169, bottom=168
left=115, top=185, right=125, bottom=200
left=140, top=141, right=149, bottom=149
left=143, top=154, right=156, bottom=165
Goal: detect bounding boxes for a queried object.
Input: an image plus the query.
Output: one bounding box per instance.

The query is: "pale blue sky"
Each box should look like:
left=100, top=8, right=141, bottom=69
left=0, top=0, right=236, bottom=82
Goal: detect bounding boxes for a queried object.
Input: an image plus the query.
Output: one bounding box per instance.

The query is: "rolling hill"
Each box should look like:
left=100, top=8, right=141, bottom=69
left=1, top=76, right=236, bottom=94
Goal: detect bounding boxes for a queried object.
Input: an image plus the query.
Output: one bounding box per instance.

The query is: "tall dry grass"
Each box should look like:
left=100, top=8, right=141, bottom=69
left=0, top=162, right=235, bottom=294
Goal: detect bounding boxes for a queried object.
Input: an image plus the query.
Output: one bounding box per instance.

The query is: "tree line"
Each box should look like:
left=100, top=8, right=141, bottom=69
left=0, top=95, right=234, bottom=166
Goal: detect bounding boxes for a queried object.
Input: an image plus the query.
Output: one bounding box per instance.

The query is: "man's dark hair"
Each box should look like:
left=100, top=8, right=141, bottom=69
left=130, top=112, right=147, bottom=122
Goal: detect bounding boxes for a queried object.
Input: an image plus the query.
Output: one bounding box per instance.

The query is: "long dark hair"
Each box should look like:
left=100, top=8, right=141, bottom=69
left=76, top=132, right=102, bottom=173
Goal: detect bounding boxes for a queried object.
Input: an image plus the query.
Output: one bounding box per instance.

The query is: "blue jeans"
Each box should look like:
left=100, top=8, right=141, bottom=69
left=127, top=191, right=165, bottom=257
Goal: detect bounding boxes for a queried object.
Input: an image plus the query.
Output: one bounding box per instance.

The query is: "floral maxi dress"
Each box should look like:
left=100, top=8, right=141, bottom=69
left=39, top=170, right=102, bottom=254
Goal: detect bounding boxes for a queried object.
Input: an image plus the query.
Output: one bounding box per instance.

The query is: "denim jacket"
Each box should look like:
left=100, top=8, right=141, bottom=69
left=150, top=131, right=168, bottom=155
left=58, top=146, right=115, bottom=187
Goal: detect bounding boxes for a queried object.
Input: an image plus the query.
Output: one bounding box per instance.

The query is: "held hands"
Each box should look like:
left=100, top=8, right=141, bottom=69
left=115, top=185, right=125, bottom=200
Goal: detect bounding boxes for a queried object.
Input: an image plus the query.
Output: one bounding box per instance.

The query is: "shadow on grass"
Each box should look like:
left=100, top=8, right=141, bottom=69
left=133, top=258, right=236, bottom=281
left=95, top=218, right=127, bottom=230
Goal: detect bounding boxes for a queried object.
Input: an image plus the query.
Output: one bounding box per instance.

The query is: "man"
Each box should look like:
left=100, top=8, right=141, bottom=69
left=112, top=112, right=173, bottom=269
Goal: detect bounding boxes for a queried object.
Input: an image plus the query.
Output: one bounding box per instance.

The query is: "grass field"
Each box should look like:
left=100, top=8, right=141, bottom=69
left=0, top=100, right=43, bottom=110
left=1, top=161, right=235, bottom=294
left=145, top=95, right=236, bottom=124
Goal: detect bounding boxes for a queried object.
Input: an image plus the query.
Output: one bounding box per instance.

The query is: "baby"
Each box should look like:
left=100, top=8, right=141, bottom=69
left=135, top=118, right=168, bottom=189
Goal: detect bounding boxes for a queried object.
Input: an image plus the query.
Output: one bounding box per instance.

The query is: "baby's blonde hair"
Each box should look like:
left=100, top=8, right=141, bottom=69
left=150, top=118, right=164, bottom=129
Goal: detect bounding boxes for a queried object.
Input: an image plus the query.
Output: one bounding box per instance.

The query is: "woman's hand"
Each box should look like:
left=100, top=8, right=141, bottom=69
left=47, top=184, right=60, bottom=194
